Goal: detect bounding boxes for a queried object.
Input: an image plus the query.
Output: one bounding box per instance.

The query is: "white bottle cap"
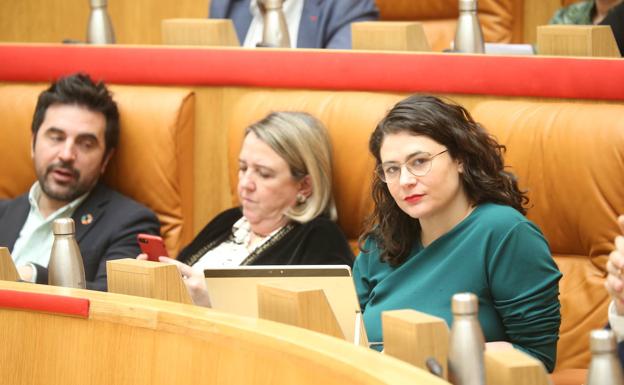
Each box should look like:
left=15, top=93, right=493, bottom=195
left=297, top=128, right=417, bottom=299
left=459, top=0, right=478, bottom=11
left=452, top=292, right=479, bottom=315
left=590, top=329, right=617, bottom=353
left=52, top=218, right=76, bottom=235
left=90, top=0, right=108, bottom=8
left=262, top=0, right=284, bottom=10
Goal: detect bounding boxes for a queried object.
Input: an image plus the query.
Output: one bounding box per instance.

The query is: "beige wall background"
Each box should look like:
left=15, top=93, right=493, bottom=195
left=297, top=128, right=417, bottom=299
left=524, top=0, right=562, bottom=43
left=1, top=0, right=566, bottom=45
left=0, top=0, right=210, bottom=44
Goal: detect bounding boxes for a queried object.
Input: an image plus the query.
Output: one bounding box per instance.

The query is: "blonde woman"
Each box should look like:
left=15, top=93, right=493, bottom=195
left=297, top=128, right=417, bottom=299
left=140, top=111, right=353, bottom=306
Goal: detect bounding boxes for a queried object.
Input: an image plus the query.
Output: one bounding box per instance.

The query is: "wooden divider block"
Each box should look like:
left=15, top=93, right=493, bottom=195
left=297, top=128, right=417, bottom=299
left=258, top=282, right=345, bottom=340
left=537, top=25, right=620, bottom=57
left=484, top=349, right=550, bottom=385
left=107, top=258, right=192, bottom=304
left=0, top=247, right=19, bottom=281
left=161, top=18, right=240, bottom=46
left=352, top=21, right=431, bottom=52
left=382, top=309, right=449, bottom=379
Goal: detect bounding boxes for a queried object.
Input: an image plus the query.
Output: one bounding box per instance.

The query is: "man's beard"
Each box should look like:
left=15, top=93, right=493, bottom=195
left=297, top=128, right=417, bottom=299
left=38, top=161, right=91, bottom=202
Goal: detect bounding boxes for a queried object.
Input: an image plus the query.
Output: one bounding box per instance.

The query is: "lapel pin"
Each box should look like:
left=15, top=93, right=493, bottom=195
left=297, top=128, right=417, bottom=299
left=81, top=213, right=93, bottom=225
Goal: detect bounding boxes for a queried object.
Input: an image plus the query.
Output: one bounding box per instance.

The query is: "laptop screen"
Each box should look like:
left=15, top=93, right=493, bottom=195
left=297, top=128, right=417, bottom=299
left=203, top=265, right=367, bottom=345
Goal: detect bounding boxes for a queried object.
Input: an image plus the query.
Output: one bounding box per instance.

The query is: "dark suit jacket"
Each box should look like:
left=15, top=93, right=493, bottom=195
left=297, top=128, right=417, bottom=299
left=209, top=0, right=379, bottom=49
left=600, top=2, right=624, bottom=56
left=0, top=183, right=160, bottom=291
left=606, top=323, right=624, bottom=367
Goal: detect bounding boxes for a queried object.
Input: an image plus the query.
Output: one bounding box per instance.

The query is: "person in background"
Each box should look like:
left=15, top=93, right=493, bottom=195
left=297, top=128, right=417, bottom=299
left=353, top=95, right=562, bottom=372
left=604, top=215, right=624, bottom=364
left=550, top=0, right=623, bottom=25
left=0, top=73, right=160, bottom=291
left=209, top=0, right=379, bottom=49
left=600, top=2, right=624, bottom=55
left=142, top=111, right=354, bottom=306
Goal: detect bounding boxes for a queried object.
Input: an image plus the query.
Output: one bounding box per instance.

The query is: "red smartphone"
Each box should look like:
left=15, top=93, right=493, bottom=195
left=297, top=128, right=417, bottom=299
left=137, top=234, right=168, bottom=261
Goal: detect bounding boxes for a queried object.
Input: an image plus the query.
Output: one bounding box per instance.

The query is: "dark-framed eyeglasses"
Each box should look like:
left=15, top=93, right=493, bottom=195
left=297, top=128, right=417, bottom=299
left=376, top=150, right=448, bottom=183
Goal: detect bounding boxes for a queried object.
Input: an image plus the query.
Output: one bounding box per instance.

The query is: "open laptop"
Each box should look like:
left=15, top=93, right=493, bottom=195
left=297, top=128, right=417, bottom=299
left=203, top=265, right=367, bottom=346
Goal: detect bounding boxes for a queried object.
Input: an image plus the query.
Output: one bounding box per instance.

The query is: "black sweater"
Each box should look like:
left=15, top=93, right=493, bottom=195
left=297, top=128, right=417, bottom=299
left=178, top=208, right=354, bottom=267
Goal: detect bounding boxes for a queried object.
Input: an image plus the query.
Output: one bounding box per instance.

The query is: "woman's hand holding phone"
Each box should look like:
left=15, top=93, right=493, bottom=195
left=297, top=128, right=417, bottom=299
left=135, top=234, right=211, bottom=307
left=137, top=234, right=168, bottom=261
left=159, top=257, right=212, bottom=307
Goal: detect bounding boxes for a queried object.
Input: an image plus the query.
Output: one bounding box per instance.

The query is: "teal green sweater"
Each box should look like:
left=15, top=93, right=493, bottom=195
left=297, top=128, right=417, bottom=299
left=353, top=203, right=561, bottom=372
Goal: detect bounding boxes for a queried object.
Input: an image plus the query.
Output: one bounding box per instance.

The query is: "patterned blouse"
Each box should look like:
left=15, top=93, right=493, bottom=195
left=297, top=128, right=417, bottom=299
left=549, top=0, right=595, bottom=25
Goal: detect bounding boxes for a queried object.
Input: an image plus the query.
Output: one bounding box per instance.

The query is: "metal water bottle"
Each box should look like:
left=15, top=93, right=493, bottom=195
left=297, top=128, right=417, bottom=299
left=48, top=218, right=86, bottom=289
left=258, top=0, right=291, bottom=48
left=448, top=293, right=486, bottom=385
left=87, top=0, right=116, bottom=44
left=454, top=0, right=485, bottom=53
left=586, top=329, right=624, bottom=385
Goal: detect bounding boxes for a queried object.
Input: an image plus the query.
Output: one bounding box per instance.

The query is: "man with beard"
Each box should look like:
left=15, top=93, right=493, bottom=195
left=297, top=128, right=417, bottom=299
left=0, top=73, right=160, bottom=291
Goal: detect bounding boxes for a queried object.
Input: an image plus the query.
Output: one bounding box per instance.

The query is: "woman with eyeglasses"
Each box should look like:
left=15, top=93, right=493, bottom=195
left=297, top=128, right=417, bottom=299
left=353, top=95, right=562, bottom=372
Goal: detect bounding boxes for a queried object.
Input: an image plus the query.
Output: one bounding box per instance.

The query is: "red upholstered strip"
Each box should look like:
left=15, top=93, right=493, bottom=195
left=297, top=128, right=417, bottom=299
left=0, top=289, right=90, bottom=318
left=1, top=44, right=623, bottom=100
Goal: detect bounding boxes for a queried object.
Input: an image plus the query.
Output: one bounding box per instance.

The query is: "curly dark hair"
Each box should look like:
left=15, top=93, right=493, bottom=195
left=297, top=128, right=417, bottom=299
left=359, top=95, right=528, bottom=267
left=31, top=72, right=119, bottom=154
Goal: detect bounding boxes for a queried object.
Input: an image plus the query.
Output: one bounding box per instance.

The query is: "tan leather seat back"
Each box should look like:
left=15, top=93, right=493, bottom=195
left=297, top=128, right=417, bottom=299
left=472, top=100, right=624, bottom=369
left=226, top=91, right=403, bottom=242
left=0, top=85, right=40, bottom=198
left=375, top=0, right=523, bottom=49
left=0, top=84, right=195, bottom=257
left=223, top=90, right=623, bottom=370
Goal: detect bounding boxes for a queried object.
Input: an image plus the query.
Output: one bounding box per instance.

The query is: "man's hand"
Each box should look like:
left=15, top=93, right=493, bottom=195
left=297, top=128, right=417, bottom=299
left=17, top=264, right=34, bottom=282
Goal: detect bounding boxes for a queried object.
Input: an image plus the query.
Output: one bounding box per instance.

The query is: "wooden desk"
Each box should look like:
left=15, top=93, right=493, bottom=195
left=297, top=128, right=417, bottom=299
left=0, top=280, right=447, bottom=385
left=1, top=45, right=623, bottom=378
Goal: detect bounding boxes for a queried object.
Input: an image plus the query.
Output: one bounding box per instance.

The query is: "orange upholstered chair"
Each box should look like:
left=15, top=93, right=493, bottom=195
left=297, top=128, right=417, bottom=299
left=375, top=0, right=524, bottom=50
left=473, top=100, right=624, bottom=382
left=224, top=90, right=624, bottom=384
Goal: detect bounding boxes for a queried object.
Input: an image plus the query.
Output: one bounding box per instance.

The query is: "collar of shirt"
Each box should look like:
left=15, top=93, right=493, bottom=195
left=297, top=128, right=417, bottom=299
left=191, top=215, right=285, bottom=270
left=231, top=215, right=284, bottom=247
left=244, top=0, right=304, bottom=48
left=28, top=182, right=90, bottom=219
left=11, top=182, right=91, bottom=271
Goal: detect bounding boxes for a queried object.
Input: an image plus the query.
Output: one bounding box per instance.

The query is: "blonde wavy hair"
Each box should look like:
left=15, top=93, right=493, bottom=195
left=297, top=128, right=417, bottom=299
left=246, top=111, right=337, bottom=223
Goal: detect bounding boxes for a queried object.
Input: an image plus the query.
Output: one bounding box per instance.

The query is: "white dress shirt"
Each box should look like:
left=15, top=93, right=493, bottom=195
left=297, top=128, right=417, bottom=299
left=12, top=182, right=88, bottom=282
left=191, top=216, right=283, bottom=272
left=609, top=300, right=624, bottom=342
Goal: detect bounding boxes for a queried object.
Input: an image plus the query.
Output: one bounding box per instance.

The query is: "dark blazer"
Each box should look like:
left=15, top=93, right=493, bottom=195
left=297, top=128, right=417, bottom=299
left=600, top=2, right=624, bottom=56
left=0, top=183, right=160, bottom=291
left=209, top=0, right=379, bottom=49
left=178, top=207, right=354, bottom=267
left=606, top=323, right=624, bottom=367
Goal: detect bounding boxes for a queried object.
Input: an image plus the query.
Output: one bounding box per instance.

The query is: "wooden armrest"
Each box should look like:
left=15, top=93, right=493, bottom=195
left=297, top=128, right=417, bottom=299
left=0, top=247, right=19, bottom=281
left=106, top=258, right=192, bottom=304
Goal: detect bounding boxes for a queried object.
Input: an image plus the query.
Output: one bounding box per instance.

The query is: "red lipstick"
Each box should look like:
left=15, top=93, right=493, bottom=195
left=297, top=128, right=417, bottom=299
left=405, top=194, right=424, bottom=203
